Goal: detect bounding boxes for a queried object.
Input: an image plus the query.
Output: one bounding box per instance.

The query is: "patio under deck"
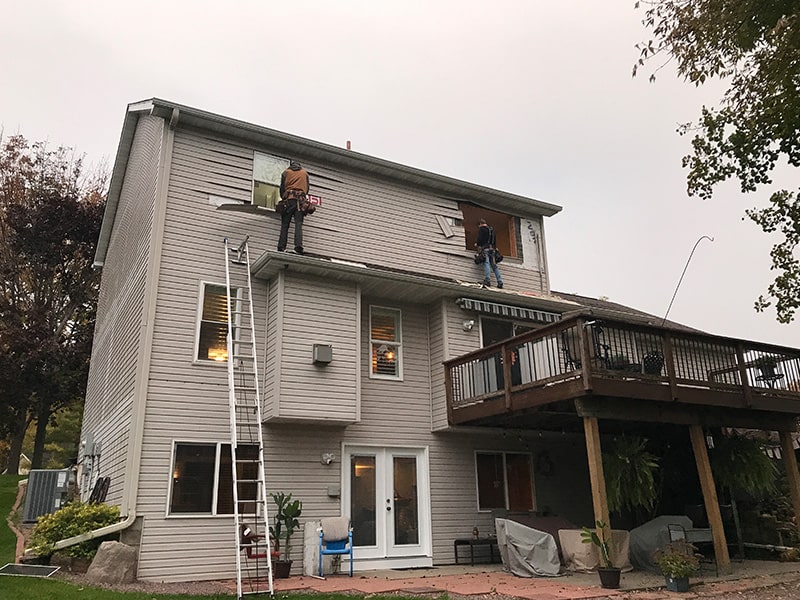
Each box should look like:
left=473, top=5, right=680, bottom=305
left=444, top=314, right=800, bottom=576
left=445, top=315, right=800, bottom=432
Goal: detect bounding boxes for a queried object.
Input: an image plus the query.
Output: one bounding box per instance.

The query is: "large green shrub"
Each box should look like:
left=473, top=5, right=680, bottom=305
left=30, top=501, right=120, bottom=558
left=603, top=435, right=660, bottom=514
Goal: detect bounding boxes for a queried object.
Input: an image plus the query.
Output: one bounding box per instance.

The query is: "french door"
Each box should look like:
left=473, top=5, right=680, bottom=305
left=343, top=446, right=431, bottom=566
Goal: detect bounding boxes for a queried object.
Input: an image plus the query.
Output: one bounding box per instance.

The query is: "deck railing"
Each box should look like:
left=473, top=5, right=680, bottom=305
left=444, top=315, right=800, bottom=419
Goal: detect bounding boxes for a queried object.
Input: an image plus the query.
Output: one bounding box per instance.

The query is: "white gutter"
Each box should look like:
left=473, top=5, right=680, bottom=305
left=45, top=110, right=176, bottom=555
left=51, top=514, right=136, bottom=551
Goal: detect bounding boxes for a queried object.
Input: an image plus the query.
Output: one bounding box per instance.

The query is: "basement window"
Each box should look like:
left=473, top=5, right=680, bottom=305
left=475, top=451, right=535, bottom=511
left=460, top=203, right=518, bottom=259
left=253, top=152, right=289, bottom=209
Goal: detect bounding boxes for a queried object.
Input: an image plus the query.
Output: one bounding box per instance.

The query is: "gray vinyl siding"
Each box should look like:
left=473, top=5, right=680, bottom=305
left=81, top=115, right=163, bottom=508
left=134, top=128, right=271, bottom=582
left=274, top=273, right=359, bottom=423
left=262, top=277, right=279, bottom=419
left=428, top=299, right=447, bottom=431
left=431, top=298, right=481, bottom=431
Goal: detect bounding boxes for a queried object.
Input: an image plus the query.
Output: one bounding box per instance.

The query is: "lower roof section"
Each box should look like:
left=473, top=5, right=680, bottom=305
left=250, top=250, right=579, bottom=313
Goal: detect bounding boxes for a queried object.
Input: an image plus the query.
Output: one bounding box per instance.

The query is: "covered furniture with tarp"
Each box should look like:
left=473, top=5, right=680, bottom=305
left=629, top=515, right=693, bottom=572
left=557, top=528, right=633, bottom=573
left=495, top=518, right=561, bottom=577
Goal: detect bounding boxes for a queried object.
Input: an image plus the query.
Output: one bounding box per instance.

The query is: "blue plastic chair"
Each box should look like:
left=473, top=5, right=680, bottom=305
left=319, top=516, right=353, bottom=577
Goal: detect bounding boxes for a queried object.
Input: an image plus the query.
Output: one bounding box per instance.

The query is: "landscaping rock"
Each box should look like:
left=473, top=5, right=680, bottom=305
left=86, top=541, right=137, bottom=584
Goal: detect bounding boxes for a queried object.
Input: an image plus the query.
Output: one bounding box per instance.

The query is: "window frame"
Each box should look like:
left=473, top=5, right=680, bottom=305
left=194, top=281, right=239, bottom=365
left=252, top=151, right=289, bottom=210
left=369, top=306, right=403, bottom=381
left=474, top=450, right=535, bottom=512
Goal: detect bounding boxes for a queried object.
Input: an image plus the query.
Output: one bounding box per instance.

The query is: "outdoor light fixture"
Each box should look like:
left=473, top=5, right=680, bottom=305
left=462, top=319, right=475, bottom=331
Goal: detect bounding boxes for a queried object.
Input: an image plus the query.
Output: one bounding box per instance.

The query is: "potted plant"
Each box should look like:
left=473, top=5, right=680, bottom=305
left=603, top=435, right=660, bottom=518
left=269, top=492, right=303, bottom=578
left=581, top=520, right=621, bottom=589
left=653, top=540, right=700, bottom=592
left=753, top=355, right=779, bottom=378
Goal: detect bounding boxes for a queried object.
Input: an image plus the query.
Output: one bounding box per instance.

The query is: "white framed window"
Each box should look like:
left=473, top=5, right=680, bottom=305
left=475, top=451, right=535, bottom=512
left=168, top=442, right=259, bottom=515
left=369, top=306, right=402, bottom=380
left=195, top=283, right=239, bottom=363
left=253, top=152, right=289, bottom=209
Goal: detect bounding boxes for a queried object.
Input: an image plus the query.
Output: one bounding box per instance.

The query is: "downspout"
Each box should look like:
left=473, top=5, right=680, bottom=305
left=50, top=109, right=177, bottom=552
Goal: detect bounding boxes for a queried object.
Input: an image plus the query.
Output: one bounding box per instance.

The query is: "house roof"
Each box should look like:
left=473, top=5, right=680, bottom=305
left=95, top=98, right=562, bottom=266
left=550, top=290, right=705, bottom=334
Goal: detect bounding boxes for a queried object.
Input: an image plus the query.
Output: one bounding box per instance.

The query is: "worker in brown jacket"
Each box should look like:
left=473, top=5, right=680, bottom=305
left=277, top=160, right=310, bottom=254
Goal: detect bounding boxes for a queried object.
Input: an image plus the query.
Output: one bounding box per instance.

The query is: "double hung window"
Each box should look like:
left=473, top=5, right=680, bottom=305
left=196, top=283, right=239, bottom=363
left=475, top=451, right=534, bottom=511
left=369, top=307, right=402, bottom=379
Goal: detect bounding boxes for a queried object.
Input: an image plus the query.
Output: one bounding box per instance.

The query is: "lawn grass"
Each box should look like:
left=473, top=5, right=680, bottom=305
left=0, top=576, right=236, bottom=599
left=0, top=474, right=25, bottom=564
left=0, top=577, right=423, bottom=600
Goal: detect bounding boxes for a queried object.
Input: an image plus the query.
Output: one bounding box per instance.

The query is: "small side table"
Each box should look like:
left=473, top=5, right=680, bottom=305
left=453, top=537, right=499, bottom=565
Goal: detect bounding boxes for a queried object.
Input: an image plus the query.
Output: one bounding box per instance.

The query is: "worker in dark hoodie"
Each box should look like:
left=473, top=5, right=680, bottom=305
left=277, top=160, right=310, bottom=254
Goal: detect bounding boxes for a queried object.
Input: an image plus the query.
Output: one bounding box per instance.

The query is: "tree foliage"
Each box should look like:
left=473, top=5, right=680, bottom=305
left=635, top=1, right=800, bottom=322
left=0, top=134, right=105, bottom=473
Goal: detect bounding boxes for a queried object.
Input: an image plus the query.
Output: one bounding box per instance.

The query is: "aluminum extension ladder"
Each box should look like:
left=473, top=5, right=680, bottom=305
left=224, top=236, right=274, bottom=598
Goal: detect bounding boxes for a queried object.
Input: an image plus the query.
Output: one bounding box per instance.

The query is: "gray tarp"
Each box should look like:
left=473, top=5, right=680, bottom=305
left=495, top=518, right=561, bottom=577
left=629, top=515, right=693, bottom=572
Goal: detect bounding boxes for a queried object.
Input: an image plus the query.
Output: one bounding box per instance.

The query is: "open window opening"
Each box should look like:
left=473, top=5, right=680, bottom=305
left=460, top=203, right=518, bottom=259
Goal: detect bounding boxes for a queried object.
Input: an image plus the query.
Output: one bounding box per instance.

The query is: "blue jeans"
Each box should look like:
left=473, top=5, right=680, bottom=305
left=482, top=250, right=502, bottom=286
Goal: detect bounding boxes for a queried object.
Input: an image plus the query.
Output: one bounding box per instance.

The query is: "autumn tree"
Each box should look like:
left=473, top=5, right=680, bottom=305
left=0, top=134, right=105, bottom=474
left=635, top=1, right=800, bottom=323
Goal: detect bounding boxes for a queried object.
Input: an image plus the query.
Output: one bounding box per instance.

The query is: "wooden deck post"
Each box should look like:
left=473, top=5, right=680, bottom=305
left=689, top=424, right=731, bottom=574
left=779, top=431, right=800, bottom=524
left=583, top=416, right=613, bottom=561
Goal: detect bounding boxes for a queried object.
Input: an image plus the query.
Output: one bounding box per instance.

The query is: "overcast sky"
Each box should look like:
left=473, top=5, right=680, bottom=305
left=1, top=1, right=796, bottom=347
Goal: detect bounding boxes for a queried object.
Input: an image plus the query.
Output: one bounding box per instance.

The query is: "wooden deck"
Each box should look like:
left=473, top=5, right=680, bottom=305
left=444, top=315, right=800, bottom=430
